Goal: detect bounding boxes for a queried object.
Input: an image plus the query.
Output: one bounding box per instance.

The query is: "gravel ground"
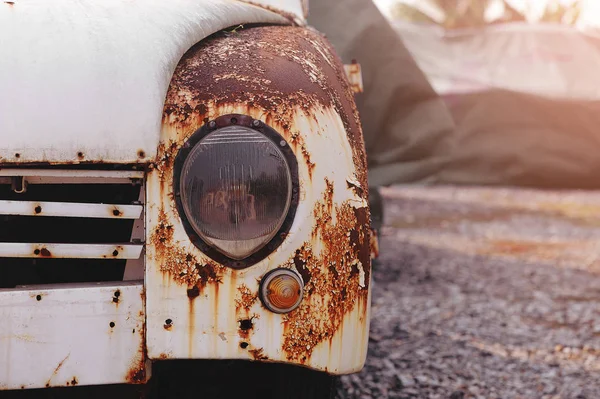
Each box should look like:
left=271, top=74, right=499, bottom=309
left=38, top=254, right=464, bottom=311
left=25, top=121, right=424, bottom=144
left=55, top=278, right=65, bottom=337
left=336, top=186, right=600, bottom=399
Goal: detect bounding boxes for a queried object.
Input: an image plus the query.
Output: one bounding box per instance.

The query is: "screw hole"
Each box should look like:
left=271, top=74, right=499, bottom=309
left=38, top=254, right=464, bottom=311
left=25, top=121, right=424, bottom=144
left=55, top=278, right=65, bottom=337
left=34, top=205, right=42, bottom=214
left=114, top=290, right=120, bottom=298
left=137, top=150, right=145, bottom=158
left=165, top=319, right=172, bottom=325
left=112, top=250, right=119, bottom=257
left=34, top=249, right=40, bottom=255
left=230, top=117, right=238, bottom=124
left=36, top=295, right=42, bottom=301
left=112, top=209, right=121, bottom=216
left=240, top=342, right=249, bottom=349
left=77, top=152, right=84, bottom=159
left=109, top=322, right=115, bottom=328
left=14, top=153, right=20, bottom=159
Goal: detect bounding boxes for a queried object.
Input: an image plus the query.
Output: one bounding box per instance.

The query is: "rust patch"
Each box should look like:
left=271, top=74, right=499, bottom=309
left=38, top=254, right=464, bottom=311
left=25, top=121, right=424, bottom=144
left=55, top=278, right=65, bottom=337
left=150, top=209, right=224, bottom=291
left=346, top=176, right=364, bottom=198
left=36, top=247, right=51, bottom=257
left=187, top=285, right=200, bottom=299
left=164, top=318, right=173, bottom=330
left=112, top=289, right=121, bottom=305
left=158, top=353, right=169, bottom=360
left=282, top=188, right=371, bottom=363
left=69, top=377, right=78, bottom=386
left=248, top=347, right=269, bottom=361
left=125, top=323, right=146, bottom=384
left=4, top=1, right=14, bottom=6
left=126, top=367, right=146, bottom=384
left=162, top=25, right=367, bottom=195
left=235, top=284, right=257, bottom=311
left=293, top=248, right=311, bottom=287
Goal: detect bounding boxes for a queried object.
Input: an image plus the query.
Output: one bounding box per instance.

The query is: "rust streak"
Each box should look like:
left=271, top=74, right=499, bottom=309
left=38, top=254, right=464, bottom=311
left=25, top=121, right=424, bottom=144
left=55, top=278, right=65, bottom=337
left=45, top=353, right=70, bottom=387
left=282, top=186, right=371, bottom=363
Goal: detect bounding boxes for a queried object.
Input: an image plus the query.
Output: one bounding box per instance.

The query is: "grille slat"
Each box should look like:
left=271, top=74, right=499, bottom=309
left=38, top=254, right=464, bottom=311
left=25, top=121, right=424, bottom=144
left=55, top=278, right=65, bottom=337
left=0, top=200, right=142, bottom=219
left=0, top=169, right=145, bottom=289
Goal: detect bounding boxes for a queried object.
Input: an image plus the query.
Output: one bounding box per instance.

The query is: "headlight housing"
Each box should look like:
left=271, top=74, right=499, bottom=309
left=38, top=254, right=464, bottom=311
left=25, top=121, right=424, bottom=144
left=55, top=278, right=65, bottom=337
left=173, top=114, right=299, bottom=268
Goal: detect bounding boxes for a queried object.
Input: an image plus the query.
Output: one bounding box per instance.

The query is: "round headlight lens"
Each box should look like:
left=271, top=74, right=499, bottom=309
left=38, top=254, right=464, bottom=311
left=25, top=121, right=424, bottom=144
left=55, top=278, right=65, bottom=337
left=179, top=125, right=292, bottom=260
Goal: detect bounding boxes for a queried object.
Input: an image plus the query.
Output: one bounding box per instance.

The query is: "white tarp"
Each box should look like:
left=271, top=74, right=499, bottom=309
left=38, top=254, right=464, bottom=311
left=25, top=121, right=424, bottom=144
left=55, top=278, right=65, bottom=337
left=396, top=22, right=600, bottom=101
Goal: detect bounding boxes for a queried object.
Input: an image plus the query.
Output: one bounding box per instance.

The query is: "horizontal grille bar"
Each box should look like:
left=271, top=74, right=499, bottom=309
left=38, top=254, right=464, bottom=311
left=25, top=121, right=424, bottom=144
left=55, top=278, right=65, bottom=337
left=0, top=200, right=142, bottom=219
left=0, top=169, right=144, bottom=178
left=0, top=243, right=143, bottom=259
left=0, top=169, right=144, bottom=185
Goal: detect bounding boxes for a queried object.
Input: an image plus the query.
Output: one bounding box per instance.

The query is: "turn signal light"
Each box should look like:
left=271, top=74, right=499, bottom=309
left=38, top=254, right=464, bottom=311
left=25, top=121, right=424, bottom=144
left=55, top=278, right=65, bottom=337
left=260, top=269, right=304, bottom=314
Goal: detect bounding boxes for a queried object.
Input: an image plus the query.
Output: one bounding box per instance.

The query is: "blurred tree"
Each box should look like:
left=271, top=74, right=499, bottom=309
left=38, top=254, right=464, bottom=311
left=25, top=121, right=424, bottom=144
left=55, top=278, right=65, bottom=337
left=388, top=0, right=582, bottom=27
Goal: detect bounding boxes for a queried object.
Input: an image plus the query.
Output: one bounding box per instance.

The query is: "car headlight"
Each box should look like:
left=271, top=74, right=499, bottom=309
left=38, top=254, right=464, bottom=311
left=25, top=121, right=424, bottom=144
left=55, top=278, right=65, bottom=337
left=174, top=115, right=299, bottom=267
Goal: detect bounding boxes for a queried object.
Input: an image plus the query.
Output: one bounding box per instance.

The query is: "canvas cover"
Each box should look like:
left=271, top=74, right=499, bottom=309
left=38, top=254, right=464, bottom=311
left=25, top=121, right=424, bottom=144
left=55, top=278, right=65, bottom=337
left=311, top=0, right=600, bottom=189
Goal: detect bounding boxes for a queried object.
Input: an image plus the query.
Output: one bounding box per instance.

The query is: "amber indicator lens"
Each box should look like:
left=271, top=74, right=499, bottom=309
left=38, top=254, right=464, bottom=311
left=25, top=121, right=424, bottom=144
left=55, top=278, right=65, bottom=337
left=260, top=269, right=304, bottom=314
left=180, top=125, right=292, bottom=260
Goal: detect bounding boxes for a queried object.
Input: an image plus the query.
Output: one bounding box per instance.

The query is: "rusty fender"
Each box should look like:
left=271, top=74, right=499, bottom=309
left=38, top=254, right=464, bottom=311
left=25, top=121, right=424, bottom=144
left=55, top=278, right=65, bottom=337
left=145, top=25, right=372, bottom=374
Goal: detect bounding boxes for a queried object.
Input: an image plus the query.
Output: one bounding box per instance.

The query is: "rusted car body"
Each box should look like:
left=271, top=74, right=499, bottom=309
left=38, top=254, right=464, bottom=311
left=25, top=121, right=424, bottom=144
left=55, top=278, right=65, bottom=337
left=0, top=0, right=371, bottom=395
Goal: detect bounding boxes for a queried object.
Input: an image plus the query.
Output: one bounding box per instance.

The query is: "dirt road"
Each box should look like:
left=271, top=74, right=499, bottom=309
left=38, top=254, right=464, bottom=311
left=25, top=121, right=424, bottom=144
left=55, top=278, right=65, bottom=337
left=337, top=186, right=600, bottom=399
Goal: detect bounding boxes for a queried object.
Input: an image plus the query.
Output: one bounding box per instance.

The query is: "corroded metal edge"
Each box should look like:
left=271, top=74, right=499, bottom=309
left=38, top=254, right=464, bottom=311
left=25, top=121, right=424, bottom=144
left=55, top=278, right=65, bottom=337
left=145, top=25, right=371, bottom=374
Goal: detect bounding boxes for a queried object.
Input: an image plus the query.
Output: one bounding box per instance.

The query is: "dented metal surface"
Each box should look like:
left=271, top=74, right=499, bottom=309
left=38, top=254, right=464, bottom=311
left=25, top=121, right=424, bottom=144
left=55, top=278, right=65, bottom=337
left=146, top=25, right=371, bottom=374
left=0, top=282, right=145, bottom=390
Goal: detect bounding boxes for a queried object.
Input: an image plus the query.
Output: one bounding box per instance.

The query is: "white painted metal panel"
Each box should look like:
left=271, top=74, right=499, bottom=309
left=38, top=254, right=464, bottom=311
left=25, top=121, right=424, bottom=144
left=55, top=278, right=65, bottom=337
left=0, top=282, right=145, bottom=390
left=0, top=0, right=294, bottom=164
left=0, top=243, right=143, bottom=259
left=0, top=200, right=142, bottom=219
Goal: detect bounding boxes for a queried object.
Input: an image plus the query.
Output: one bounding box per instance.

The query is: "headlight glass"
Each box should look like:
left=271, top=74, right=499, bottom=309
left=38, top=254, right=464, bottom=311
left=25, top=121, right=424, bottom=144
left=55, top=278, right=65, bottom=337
left=179, top=124, right=293, bottom=260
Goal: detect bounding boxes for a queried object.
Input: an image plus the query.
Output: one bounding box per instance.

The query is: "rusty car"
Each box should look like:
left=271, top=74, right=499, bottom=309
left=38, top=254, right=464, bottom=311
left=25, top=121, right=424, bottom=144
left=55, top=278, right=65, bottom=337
left=0, top=0, right=373, bottom=397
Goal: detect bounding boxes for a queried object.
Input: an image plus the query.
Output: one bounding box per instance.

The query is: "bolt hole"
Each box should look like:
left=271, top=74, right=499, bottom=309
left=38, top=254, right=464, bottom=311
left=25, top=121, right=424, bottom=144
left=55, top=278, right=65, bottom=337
left=34, top=249, right=40, bottom=255
left=240, top=342, right=249, bottom=349
left=34, top=206, right=42, bottom=214
left=239, top=319, right=253, bottom=331
left=36, top=295, right=42, bottom=301
left=112, top=250, right=119, bottom=257
left=109, top=322, right=115, bottom=328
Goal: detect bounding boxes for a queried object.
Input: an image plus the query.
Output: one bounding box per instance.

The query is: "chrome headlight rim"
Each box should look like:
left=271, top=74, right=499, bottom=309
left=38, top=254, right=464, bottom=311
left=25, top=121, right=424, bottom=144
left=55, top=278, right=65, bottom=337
left=172, top=114, right=300, bottom=269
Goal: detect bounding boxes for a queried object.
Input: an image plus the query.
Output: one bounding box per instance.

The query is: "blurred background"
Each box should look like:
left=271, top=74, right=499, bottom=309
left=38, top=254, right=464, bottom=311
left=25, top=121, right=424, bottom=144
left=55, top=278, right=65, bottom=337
left=312, top=0, right=600, bottom=190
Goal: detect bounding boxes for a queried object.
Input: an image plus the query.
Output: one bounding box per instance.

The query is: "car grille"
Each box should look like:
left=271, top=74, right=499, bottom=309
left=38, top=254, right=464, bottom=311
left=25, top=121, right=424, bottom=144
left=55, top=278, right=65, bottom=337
left=0, top=169, right=145, bottom=288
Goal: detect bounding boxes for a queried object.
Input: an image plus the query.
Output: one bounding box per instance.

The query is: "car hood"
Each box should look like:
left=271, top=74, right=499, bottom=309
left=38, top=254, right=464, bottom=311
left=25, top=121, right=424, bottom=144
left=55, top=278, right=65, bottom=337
left=0, top=0, right=302, bottom=164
